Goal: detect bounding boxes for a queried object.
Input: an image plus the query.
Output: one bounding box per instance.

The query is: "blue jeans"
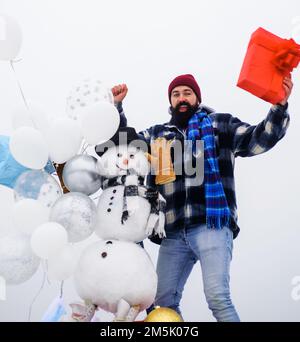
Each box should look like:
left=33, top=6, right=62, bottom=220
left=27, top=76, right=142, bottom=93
left=155, top=224, right=240, bottom=322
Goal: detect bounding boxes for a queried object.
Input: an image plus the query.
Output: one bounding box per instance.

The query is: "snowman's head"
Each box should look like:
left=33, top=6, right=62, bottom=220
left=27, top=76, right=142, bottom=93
left=98, top=144, right=149, bottom=178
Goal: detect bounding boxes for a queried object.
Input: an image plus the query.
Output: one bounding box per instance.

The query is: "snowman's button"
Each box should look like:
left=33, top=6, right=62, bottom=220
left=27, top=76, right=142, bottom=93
left=101, top=252, right=107, bottom=258
left=113, top=190, right=117, bottom=194
left=110, top=197, right=114, bottom=200
left=109, top=202, right=113, bottom=206
left=107, top=208, right=111, bottom=213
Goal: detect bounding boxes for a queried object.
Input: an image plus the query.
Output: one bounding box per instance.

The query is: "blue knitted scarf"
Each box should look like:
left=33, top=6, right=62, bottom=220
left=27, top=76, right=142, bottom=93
left=186, top=111, right=230, bottom=229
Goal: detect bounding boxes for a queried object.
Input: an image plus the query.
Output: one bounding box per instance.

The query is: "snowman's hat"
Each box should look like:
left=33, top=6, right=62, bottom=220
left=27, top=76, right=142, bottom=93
left=95, top=127, right=148, bottom=157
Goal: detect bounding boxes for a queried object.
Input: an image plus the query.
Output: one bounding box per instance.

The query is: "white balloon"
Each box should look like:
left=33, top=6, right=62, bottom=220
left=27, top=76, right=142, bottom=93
left=0, top=14, right=22, bottom=61
left=9, top=127, right=49, bottom=169
left=0, top=234, right=40, bottom=284
left=30, top=222, right=68, bottom=260
left=47, top=245, right=79, bottom=281
left=11, top=103, right=50, bottom=135
left=12, top=199, right=50, bottom=236
left=45, top=118, right=82, bottom=164
left=81, top=102, right=120, bottom=145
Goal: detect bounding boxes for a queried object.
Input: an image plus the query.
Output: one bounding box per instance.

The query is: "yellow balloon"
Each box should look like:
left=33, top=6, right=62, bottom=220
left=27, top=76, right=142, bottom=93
left=144, top=307, right=183, bottom=322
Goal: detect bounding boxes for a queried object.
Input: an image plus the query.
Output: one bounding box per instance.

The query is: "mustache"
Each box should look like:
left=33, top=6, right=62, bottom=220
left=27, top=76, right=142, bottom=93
left=174, top=101, right=193, bottom=112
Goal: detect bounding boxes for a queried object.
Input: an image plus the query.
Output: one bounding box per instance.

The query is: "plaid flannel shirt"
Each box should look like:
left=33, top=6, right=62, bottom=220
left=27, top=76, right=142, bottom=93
left=117, top=103, right=290, bottom=240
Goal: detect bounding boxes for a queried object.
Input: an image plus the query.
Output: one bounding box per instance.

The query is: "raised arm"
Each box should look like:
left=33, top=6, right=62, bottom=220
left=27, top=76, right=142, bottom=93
left=229, top=77, right=292, bottom=158
left=112, top=84, right=128, bottom=128
left=229, top=104, right=290, bottom=158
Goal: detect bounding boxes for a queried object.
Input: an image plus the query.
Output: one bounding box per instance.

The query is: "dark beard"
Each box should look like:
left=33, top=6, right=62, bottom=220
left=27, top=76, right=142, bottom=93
left=170, top=102, right=199, bottom=129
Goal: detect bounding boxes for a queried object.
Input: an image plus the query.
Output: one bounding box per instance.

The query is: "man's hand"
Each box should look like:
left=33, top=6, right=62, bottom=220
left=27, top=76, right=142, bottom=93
left=111, top=84, right=128, bottom=104
left=279, top=76, right=293, bottom=106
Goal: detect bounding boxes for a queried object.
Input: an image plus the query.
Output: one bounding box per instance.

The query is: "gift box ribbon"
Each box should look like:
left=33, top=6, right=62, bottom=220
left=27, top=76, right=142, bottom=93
left=272, top=39, right=300, bottom=75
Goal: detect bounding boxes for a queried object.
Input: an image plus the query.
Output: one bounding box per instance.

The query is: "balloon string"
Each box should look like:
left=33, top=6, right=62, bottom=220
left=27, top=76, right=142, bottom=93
left=45, top=261, right=51, bottom=285
left=60, top=281, right=64, bottom=298
left=81, top=141, right=90, bottom=154
left=9, top=59, right=58, bottom=172
left=9, top=59, right=30, bottom=110
left=28, top=260, right=47, bottom=322
left=9, top=59, right=41, bottom=132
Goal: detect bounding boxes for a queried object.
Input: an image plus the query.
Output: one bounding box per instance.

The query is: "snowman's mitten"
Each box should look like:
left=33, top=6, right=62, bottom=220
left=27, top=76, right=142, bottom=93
left=145, top=215, right=158, bottom=236
left=113, top=298, right=131, bottom=322
left=125, top=305, right=141, bottom=322
left=146, top=217, right=166, bottom=238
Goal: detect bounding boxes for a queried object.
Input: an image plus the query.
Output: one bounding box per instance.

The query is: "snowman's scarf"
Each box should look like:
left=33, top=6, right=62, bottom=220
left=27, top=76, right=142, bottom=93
left=102, top=174, right=166, bottom=238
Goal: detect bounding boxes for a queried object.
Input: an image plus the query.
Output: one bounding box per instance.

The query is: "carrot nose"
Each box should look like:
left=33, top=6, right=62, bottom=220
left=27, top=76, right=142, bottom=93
left=123, top=159, right=129, bottom=165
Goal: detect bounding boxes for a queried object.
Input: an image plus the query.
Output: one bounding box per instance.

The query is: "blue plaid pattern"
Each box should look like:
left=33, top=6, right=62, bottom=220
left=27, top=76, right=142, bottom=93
left=187, top=112, right=230, bottom=229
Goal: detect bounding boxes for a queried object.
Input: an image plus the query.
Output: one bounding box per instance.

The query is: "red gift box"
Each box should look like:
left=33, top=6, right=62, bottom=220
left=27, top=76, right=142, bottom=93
left=237, top=27, right=300, bottom=104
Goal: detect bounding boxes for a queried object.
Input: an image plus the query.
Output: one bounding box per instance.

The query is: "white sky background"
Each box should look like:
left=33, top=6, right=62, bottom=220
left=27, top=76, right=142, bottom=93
left=0, top=0, right=300, bottom=322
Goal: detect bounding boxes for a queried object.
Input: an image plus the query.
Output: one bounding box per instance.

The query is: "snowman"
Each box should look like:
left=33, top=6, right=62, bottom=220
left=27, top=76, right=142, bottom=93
left=94, top=127, right=166, bottom=243
left=64, top=127, right=166, bottom=322
left=72, top=239, right=157, bottom=322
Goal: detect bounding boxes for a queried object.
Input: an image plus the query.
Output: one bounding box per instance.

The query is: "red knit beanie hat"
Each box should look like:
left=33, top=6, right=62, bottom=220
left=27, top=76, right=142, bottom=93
left=168, top=74, right=201, bottom=104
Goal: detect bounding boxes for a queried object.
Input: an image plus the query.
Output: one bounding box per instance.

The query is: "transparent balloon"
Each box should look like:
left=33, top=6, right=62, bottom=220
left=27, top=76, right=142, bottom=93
left=14, top=170, right=62, bottom=209
left=66, top=79, right=114, bottom=122
left=62, top=155, right=101, bottom=196
left=50, top=192, right=97, bottom=243
left=0, top=234, right=40, bottom=284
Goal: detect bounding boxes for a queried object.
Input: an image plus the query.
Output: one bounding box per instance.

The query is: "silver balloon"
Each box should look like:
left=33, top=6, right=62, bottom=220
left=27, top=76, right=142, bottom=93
left=62, top=155, right=101, bottom=196
left=14, top=170, right=62, bottom=208
left=50, top=192, right=97, bottom=243
left=0, top=234, right=40, bottom=285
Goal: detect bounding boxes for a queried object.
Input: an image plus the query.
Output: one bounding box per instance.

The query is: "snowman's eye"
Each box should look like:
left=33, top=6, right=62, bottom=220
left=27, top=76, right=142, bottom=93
left=106, top=241, right=113, bottom=245
left=117, top=153, right=122, bottom=158
left=129, top=154, right=135, bottom=159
